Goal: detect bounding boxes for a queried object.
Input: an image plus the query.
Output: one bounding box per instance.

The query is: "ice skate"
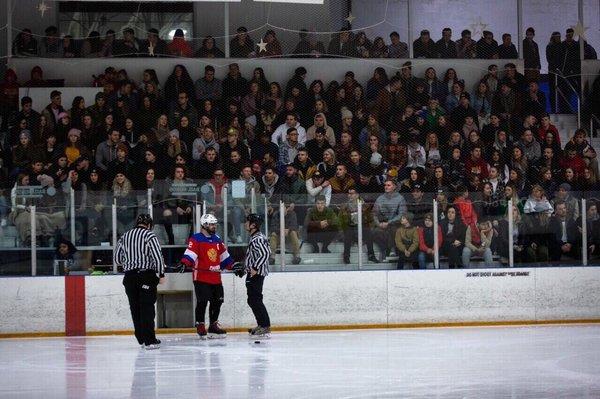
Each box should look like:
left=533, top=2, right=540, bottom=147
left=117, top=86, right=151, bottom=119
left=145, top=339, right=161, bottom=350
left=208, top=321, right=227, bottom=339
left=196, top=322, right=207, bottom=340
left=250, top=326, right=271, bottom=339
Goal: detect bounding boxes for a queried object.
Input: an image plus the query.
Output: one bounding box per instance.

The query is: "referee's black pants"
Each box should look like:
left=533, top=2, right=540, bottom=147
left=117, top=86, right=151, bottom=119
left=123, top=270, right=159, bottom=345
left=246, top=274, right=270, bottom=327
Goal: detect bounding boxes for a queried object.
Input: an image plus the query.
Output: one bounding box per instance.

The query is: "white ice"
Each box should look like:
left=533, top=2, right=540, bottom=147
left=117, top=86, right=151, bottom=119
left=0, top=326, right=599, bottom=399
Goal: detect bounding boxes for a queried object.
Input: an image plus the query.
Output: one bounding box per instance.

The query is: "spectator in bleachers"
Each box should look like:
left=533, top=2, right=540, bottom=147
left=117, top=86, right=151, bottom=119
left=370, top=37, right=388, bottom=58
left=230, top=26, right=255, bottom=58
left=304, top=127, right=331, bottom=165
left=394, top=212, right=419, bottom=269
left=413, top=30, right=436, bottom=59
left=195, top=65, right=222, bottom=104
left=462, top=219, right=494, bottom=267
left=12, top=28, right=38, bottom=57
left=168, top=91, right=198, bottom=129
left=549, top=201, right=580, bottom=263
left=439, top=205, right=466, bottom=268
left=417, top=212, right=442, bottom=268
left=40, top=90, right=64, bottom=132
left=423, top=67, right=447, bottom=102
left=95, top=129, right=121, bottom=172
left=23, top=66, right=47, bottom=88
left=222, top=63, right=248, bottom=102
left=305, top=195, right=339, bottom=253
left=1, top=69, right=20, bottom=131
left=456, top=29, right=476, bottom=59
left=269, top=198, right=302, bottom=264
left=306, top=170, right=331, bottom=205
left=436, top=28, right=457, bottom=58
left=372, top=179, right=406, bottom=261
left=58, top=128, right=90, bottom=166
left=164, top=65, right=195, bottom=105
left=107, top=143, right=135, bottom=183
left=523, top=27, right=541, bottom=81
left=388, top=31, right=409, bottom=58
left=578, top=202, right=600, bottom=259
left=61, top=35, right=77, bottom=58
left=167, top=29, right=193, bottom=58
left=353, top=32, right=372, bottom=58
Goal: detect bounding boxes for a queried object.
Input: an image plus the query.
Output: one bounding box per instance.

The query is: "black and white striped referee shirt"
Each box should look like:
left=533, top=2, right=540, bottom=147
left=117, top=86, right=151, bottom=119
left=245, top=231, right=271, bottom=276
left=114, top=227, right=166, bottom=277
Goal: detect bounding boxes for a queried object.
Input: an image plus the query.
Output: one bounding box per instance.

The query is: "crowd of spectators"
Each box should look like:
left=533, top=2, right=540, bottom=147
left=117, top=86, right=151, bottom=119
left=2, top=31, right=600, bottom=267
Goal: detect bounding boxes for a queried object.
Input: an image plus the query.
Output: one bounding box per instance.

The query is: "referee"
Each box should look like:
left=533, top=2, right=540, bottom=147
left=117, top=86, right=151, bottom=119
left=114, top=214, right=166, bottom=350
left=243, top=214, right=272, bottom=338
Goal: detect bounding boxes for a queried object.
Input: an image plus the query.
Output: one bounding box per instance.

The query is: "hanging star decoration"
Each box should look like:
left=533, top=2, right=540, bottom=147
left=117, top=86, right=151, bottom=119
left=469, top=17, right=488, bottom=38
left=571, top=21, right=588, bottom=40
left=37, top=1, right=50, bottom=18
left=257, top=39, right=268, bottom=53
left=345, top=13, right=356, bottom=24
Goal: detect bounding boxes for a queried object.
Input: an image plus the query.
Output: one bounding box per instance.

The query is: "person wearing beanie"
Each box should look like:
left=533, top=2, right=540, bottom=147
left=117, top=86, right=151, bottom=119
left=57, top=128, right=90, bottom=166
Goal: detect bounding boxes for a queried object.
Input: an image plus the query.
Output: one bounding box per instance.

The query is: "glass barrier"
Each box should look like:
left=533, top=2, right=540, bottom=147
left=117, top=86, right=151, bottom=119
left=3, top=184, right=600, bottom=276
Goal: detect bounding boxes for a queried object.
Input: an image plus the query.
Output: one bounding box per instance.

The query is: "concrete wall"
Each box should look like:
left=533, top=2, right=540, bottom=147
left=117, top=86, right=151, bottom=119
left=1, top=267, right=599, bottom=334
left=8, top=57, right=523, bottom=92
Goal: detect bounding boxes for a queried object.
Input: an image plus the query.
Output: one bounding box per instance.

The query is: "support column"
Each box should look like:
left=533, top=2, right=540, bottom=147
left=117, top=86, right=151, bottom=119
left=517, top=0, right=523, bottom=59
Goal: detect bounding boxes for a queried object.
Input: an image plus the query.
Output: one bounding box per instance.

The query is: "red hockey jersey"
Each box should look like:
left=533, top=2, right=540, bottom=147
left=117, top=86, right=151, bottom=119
left=181, top=233, right=233, bottom=284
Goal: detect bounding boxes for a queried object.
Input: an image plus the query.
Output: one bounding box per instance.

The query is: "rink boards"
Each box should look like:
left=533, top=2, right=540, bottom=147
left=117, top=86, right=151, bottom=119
left=1, top=267, right=599, bottom=336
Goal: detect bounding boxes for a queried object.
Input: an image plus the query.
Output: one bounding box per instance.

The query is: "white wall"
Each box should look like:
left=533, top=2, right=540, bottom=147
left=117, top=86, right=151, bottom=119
left=0, top=277, right=65, bottom=334
left=2, top=267, right=600, bottom=334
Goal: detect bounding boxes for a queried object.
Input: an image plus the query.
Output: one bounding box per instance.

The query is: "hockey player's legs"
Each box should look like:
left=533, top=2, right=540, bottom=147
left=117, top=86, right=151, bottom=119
left=208, top=284, right=224, bottom=324
left=193, top=281, right=212, bottom=324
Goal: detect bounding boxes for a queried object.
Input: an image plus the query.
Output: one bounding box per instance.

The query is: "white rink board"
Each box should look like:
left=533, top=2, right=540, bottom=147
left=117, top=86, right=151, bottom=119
left=1, top=267, right=600, bottom=334
left=0, top=277, right=65, bottom=333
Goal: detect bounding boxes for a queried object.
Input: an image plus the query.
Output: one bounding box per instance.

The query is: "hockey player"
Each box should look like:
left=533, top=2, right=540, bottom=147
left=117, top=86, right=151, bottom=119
left=179, top=213, right=233, bottom=339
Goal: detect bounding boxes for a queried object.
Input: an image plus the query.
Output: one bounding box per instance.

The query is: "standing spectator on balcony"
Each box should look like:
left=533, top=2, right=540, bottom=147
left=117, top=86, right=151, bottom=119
left=456, top=29, right=476, bottom=59
left=258, top=30, right=282, bottom=58
left=164, top=65, right=195, bottom=106
left=370, top=37, right=389, bottom=58
left=140, top=28, right=168, bottom=57
left=167, top=29, right=193, bottom=58
left=523, top=27, right=541, bottom=81
left=292, top=30, right=326, bottom=58
left=230, top=26, right=255, bottom=58
left=327, top=28, right=356, bottom=57
left=476, top=31, right=499, bottom=59
left=387, top=31, right=409, bottom=58
left=113, top=28, right=142, bottom=57
left=546, top=32, right=562, bottom=112
left=41, top=90, right=65, bottom=132
left=353, top=32, right=372, bottom=58
left=80, top=31, right=102, bottom=58
left=12, top=28, right=38, bottom=56
left=39, top=26, right=61, bottom=58
left=413, top=30, right=436, bottom=59
left=561, top=28, right=581, bottom=95
left=222, top=63, right=248, bottom=103
left=436, top=28, right=457, bottom=58
left=497, top=33, right=518, bottom=59
left=195, top=36, right=224, bottom=58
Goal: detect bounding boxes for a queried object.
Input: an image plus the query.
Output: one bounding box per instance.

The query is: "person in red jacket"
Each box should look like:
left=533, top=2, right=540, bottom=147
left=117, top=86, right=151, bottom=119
left=180, top=213, right=234, bottom=339
left=454, top=185, right=480, bottom=244
left=464, top=146, right=489, bottom=181
left=560, top=148, right=586, bottom=178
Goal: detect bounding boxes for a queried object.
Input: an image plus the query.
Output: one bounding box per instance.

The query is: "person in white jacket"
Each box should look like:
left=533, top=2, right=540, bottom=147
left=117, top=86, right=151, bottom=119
left=523, top=184, right=554, bottom=215
left=271, top=113, right=306, bottom=146
left=305, top=170, right=331, bottom=206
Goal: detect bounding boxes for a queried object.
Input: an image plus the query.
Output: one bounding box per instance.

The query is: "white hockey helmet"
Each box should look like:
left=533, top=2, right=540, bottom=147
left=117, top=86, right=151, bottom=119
left=200, top=213, right=218, bottom=227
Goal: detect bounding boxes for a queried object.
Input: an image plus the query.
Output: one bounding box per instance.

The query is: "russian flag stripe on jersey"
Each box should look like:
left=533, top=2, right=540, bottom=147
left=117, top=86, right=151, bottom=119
left=181, top=233, right=233, bottom=285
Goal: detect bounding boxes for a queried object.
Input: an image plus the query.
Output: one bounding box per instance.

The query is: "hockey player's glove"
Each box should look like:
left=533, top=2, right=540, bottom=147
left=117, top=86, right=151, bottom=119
left=176, top=262, right=188, bottom=273
left=232, top=262, right=245, bottom=278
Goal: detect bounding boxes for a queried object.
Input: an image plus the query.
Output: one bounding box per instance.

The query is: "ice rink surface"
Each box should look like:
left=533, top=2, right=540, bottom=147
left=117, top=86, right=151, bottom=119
left=0, top=325, right=599, bottom=399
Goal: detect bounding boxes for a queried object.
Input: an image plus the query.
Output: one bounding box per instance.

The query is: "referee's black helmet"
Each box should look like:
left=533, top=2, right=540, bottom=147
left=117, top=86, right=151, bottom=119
left=246, top=213, right=263, bottom=229
left=136, top=213, right=154, bottom=229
